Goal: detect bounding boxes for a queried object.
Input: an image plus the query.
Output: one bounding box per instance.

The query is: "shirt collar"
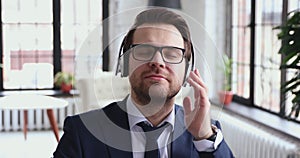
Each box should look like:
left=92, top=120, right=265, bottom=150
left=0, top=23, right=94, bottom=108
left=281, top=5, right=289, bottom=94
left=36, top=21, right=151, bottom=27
left=126, top=95, right=175, bottom=130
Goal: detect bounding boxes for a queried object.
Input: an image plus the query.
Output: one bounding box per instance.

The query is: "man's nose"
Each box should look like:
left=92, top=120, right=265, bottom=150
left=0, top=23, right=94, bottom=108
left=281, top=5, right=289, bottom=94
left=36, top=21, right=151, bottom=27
left=149, top=51, right=166, bottom=67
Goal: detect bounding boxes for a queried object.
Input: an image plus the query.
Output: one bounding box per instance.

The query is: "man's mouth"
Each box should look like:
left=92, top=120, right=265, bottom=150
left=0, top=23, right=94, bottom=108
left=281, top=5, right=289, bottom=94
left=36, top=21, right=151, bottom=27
left=145, top=74, right=168, bottom=81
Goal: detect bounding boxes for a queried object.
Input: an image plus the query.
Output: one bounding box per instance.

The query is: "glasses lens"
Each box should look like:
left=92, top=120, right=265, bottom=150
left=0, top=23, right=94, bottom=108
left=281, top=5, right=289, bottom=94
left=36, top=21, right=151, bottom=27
left=131, top=44, right=184, bottom=63
left=162, top=47, right=183, bottom=63
left=132, top=45, right=155, bottom=61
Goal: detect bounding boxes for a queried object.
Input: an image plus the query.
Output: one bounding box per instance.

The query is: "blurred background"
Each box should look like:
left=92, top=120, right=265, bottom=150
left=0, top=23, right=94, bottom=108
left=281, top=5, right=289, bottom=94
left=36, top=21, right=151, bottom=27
left=0, top=0, right=299, bottom=157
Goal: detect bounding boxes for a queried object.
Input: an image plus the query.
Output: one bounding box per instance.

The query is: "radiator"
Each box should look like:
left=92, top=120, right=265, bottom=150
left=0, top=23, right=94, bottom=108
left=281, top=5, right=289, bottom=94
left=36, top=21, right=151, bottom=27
left=214, top=109, right=300, bottom=158
left=0, top=97, right=77, bottom=132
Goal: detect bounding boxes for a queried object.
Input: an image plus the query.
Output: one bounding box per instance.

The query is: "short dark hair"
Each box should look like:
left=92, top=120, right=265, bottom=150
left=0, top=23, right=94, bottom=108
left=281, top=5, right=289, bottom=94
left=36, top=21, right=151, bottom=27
left=122, top=8, right=192, bottom=61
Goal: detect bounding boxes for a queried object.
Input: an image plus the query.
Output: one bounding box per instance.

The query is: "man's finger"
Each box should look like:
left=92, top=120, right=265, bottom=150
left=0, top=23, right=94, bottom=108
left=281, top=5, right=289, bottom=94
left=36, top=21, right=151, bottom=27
left=183, top=96, right=192, bottom=115
left=189, top=71, right=207, bottom=92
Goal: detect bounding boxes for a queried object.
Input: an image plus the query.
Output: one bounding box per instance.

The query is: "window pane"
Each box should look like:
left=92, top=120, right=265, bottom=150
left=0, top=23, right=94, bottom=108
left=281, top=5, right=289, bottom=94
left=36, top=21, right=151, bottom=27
left=256, top=0, right=282, bottom=24
left=2, top=0, right=53, bottom=89
left=2, top=0, right=52, bottom=23
left=231, top=0, right=251, bottom=98
left=232, top=0, right=251, bottom=26
left=61, top=0, right=102, bottom=75
left=288, top=0, right=300, bottom=11
left=254, top=0, right=282, bottom=112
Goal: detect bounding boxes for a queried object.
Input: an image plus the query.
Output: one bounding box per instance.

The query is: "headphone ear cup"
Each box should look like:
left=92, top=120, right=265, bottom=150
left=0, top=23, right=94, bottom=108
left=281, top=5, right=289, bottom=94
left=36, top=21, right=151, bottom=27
left=182, top=59, right=190, bottom=87
left=185, top=59, right=190, bottom=73
left=121, top=52, right=130, bottom=77
left=183, top=43, right=195, bottom=87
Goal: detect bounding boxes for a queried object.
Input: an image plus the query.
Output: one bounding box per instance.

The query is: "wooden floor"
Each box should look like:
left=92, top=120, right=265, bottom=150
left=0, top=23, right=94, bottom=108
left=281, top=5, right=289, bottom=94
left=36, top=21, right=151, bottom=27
left=0, top=130, right=63, bottom=158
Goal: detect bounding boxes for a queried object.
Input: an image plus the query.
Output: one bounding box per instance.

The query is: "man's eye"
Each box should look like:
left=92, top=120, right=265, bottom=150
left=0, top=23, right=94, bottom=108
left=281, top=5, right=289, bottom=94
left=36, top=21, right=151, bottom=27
left=136, top=49, right=150, bottom=55
left=163, top=49, right=181, bottom=58
left=164, top=53, right=178, bottom=59
left=134, top=46, right=154, bottom=59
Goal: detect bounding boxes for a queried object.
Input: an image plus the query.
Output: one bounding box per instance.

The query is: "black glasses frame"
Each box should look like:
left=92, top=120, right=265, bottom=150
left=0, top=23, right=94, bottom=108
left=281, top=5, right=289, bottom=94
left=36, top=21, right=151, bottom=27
left=128, top=44, right=186, bottom=64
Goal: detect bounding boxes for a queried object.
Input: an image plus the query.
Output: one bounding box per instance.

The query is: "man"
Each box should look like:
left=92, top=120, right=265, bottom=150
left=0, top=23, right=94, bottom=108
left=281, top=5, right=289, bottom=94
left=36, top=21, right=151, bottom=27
left=54, top=8, right=234, bottom=158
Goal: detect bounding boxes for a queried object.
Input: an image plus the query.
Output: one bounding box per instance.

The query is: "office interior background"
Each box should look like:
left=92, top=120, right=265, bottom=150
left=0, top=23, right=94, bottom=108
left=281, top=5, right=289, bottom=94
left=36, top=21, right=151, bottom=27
left=0, top=0, right=300, bottom=158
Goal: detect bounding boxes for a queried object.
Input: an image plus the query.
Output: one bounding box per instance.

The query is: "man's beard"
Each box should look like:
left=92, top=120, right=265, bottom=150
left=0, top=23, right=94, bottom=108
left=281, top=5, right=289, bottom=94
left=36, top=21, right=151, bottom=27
left=131, top=82, right=181, bottom=106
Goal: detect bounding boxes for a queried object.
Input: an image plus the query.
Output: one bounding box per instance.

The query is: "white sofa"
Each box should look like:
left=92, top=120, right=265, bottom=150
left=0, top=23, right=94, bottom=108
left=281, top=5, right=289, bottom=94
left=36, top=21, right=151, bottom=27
left=76, top=71, right=130, bottom=112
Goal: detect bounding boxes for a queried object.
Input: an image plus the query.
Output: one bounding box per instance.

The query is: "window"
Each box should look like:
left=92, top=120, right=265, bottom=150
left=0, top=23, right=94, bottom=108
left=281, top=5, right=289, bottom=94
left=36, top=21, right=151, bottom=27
left=0, top=0, right=103, bottom=90
left=2, top=0, right=53, bottom=89
left=61, top=0, right=102, bottom=74
left=231, top=0, right=300, bottom=122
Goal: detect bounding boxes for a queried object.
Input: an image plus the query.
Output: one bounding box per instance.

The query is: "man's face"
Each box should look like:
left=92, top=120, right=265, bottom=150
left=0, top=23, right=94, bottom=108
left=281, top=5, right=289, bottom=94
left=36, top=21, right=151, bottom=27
left=128, top=23, right=186, bottom=105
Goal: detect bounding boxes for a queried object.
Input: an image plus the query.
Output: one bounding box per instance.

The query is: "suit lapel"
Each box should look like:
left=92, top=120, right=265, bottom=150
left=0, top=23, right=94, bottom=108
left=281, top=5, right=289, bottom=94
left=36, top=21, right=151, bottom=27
left=103, top=99, right=133, bottom=158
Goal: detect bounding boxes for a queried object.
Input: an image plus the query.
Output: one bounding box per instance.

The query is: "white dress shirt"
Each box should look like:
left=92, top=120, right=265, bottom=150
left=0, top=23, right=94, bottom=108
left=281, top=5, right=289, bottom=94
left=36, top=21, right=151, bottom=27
left=126, top=96, right=223, bottom=158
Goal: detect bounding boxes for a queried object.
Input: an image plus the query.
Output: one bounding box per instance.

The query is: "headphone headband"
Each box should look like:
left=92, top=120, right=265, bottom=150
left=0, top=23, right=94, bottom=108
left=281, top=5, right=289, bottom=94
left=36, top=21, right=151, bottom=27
left=115, top=35, right=127, bottom=76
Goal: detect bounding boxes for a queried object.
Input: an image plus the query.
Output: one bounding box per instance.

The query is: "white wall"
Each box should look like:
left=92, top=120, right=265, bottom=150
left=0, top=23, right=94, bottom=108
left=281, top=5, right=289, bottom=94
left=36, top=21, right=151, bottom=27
left=203, top=0, right=229, bottom=99
left=109, top=0, right=148, bottom=72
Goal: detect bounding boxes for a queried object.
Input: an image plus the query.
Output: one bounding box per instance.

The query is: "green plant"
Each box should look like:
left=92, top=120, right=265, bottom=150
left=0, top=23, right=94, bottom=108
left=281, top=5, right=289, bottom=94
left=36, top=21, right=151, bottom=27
left=218, top=54, right=234, bottom=105
left=274, top=10, right=300, bottom=118
left=54, top=72, right=75, bottom=87
left=222, top=54, right=233, bottom=91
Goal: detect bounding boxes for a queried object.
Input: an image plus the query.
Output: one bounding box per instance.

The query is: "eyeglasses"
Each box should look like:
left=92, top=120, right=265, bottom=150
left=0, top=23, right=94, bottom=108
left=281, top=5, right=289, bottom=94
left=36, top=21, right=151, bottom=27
left=128, top=44, right=185, bottom=64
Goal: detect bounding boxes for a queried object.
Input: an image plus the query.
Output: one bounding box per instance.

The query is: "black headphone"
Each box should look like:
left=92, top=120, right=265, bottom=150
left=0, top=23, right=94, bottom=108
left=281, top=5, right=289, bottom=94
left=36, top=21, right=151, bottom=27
left=115, top=34, right=195, bottom=86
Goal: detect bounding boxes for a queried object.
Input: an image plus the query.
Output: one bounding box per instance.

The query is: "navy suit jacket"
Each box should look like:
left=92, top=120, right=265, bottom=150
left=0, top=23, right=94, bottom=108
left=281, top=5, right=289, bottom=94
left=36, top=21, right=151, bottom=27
left=53, top=99, right=234, bottom=158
